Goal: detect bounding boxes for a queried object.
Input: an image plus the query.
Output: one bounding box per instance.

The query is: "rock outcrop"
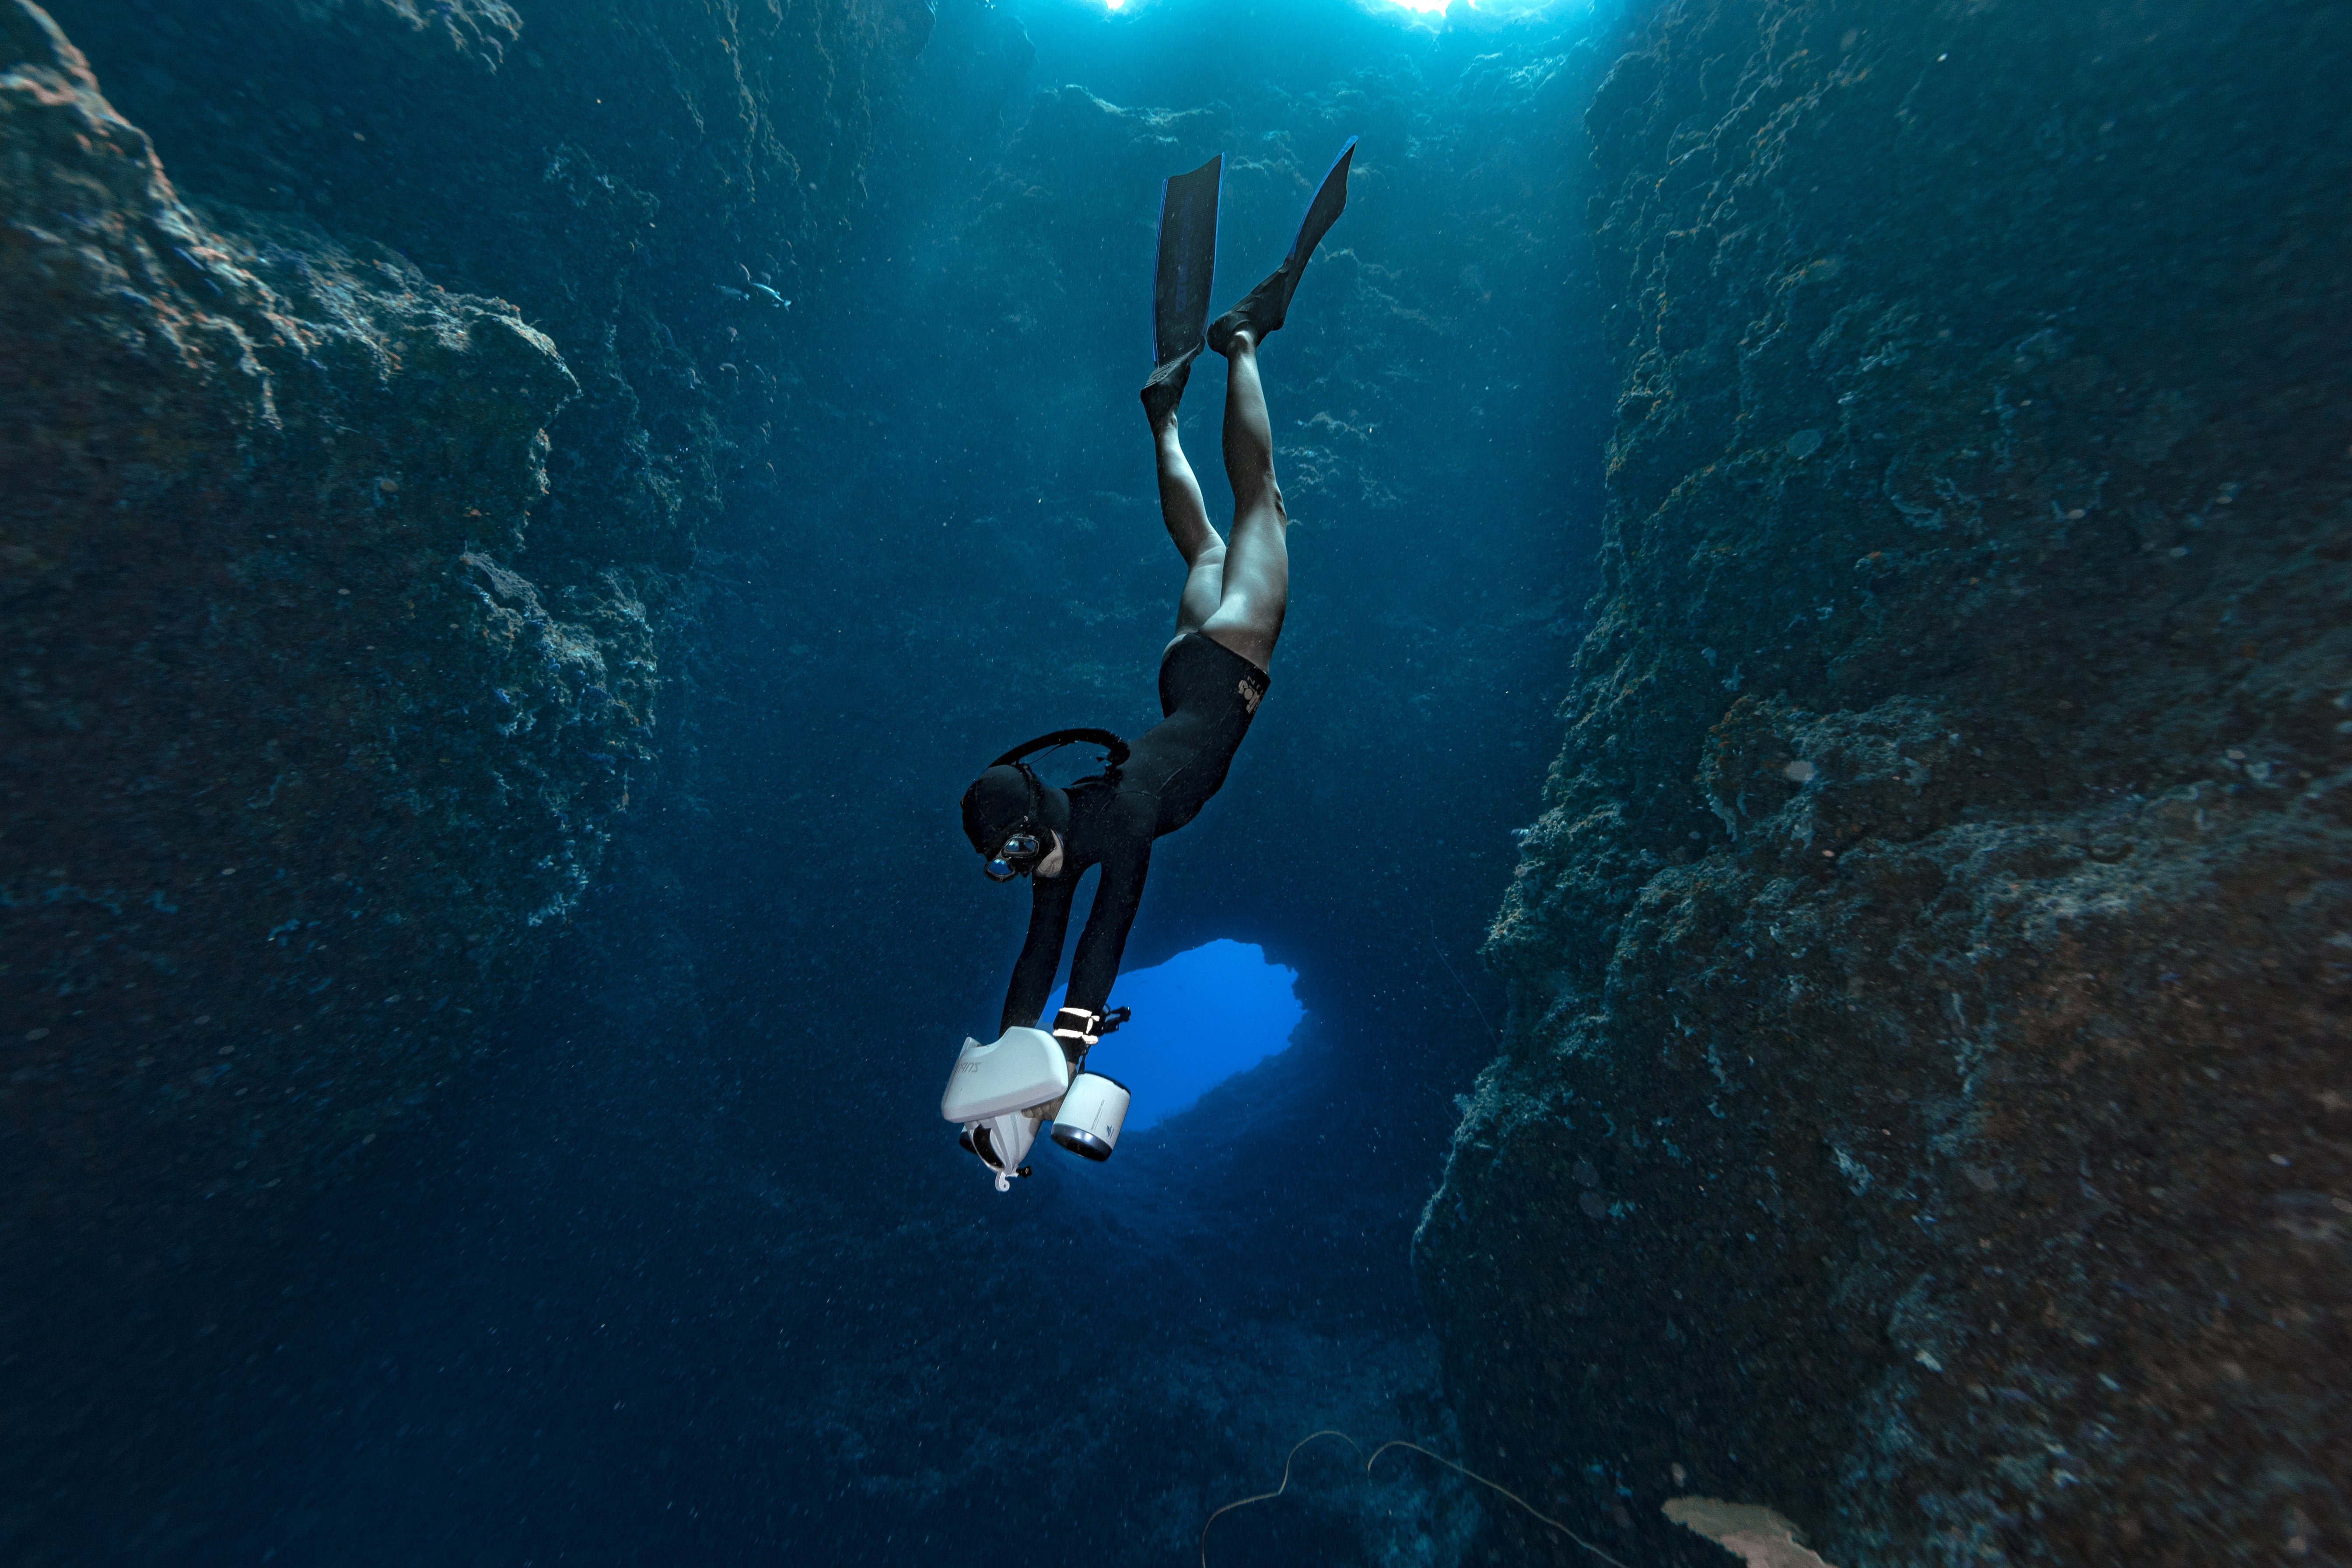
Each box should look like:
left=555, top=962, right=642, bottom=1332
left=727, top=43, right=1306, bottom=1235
left=3, top=0, right=596, bottom=1246
left=1, top=0, right=913, bottom=1269
left=1418, top=2, right=2351, bottom=1564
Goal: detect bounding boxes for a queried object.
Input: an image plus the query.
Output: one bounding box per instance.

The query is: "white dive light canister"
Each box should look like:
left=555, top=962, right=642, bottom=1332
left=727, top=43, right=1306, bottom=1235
left=942, top=1028, right=1070, bottom=1192
left=1050, top=1072, right=1130, bottom=1162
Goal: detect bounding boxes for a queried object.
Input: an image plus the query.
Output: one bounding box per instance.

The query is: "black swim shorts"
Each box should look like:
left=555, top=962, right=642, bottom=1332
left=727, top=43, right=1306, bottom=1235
left=1126, top=631, right=1270, bottom=836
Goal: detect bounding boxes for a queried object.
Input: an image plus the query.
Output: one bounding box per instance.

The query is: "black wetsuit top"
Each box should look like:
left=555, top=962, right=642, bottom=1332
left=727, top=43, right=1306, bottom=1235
left=999, top=632, right=1270, bottom=1033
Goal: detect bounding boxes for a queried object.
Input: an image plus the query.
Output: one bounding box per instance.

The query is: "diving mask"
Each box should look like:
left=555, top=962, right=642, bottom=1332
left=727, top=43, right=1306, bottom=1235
left=984, top=831, right=1042, bottom=882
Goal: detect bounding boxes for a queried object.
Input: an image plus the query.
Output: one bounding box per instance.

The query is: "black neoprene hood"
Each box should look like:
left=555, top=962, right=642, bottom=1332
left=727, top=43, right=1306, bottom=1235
left=961, top=763, right=1069, bottom=856
left=960, top=764, right=1030, bottom=855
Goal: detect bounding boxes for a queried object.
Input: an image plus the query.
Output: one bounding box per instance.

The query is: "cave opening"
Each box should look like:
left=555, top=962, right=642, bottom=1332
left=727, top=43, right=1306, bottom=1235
left=1048, top=938, right=1306, bottom=1131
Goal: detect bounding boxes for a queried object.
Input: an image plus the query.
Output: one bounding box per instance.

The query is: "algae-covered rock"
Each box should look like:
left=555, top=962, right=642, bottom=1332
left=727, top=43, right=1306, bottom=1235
left=1417, top=1, right=2352, bottom=1563
left=289, top=0, right=524, bottom=72
left=0, top=0, right=655, bottom=1239
left=3, top=0, right=921, bottom=1265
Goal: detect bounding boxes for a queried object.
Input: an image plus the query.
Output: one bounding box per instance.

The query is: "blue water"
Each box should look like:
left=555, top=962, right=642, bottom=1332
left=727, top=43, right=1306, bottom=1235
left=18, top=0, right=1618, bottom=1561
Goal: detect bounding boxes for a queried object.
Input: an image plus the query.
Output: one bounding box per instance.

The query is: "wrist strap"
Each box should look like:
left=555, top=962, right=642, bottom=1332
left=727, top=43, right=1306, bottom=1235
left=1052, top=1004, right=1132, bottom=1053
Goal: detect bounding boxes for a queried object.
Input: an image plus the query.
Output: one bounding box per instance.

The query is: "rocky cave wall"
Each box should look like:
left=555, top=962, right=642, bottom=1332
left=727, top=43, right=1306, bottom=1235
left=1, top=0, right=920, bottom=1282
left=1417, top=1, right=2351, bottom=1565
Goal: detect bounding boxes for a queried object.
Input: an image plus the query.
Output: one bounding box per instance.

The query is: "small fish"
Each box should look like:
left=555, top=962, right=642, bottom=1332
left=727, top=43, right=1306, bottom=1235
left=715, top=284, right=749, bottom=301
left=749, top=283, right=788, bottom=308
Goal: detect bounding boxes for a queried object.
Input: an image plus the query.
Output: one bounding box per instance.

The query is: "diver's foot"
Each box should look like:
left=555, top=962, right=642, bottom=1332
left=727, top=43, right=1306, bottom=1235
left=1207, top=265, right=1295, bottom=356
left=1140, top=346, right=1199, bottom=424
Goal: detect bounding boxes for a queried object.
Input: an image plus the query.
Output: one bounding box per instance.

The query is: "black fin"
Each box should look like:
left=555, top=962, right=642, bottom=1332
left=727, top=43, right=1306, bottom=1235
left=1208, top=136, right=1357, bottom=354
left=1151, top=155, right=1223, bottom=371
left=1286, top=136, right=1357, bottom=272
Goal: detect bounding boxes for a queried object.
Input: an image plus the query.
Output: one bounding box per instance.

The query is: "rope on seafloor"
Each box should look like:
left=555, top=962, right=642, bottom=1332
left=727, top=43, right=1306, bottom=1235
left=1200, top=1428, right=1632, bottom=1568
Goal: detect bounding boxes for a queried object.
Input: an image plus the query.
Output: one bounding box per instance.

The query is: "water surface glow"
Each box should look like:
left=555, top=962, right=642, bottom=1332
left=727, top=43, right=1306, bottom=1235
left=1075, top=0, right=1585, bottom=20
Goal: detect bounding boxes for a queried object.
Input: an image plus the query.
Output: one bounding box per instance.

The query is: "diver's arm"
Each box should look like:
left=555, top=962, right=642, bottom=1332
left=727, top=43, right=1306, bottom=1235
left=1001, top=872, right=1078, bottom=1033
left=1064, top=839, right=1151, bottom=1016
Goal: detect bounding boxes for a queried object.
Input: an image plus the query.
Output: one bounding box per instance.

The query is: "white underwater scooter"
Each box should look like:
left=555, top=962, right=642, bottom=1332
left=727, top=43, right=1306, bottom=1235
left=940, top=1007, right=1132, bottom=1192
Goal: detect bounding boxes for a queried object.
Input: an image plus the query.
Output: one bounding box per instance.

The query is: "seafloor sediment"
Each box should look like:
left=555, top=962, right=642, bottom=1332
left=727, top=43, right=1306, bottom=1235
left=1416, top=1, right=2352, bottom=1564
left=0, top=0, right=914, bottom=1268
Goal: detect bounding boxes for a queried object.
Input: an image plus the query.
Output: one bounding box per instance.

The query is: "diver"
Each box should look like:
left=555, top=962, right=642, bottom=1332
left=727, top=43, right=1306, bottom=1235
left=942, top=140, right=1357, bottom=1188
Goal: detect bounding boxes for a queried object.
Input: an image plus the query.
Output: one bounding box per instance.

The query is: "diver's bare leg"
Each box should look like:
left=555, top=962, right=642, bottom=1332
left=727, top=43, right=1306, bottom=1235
left=1199, top=329, right=1286, bottom=672
left=1151, top=403, right=1228, bottom=643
